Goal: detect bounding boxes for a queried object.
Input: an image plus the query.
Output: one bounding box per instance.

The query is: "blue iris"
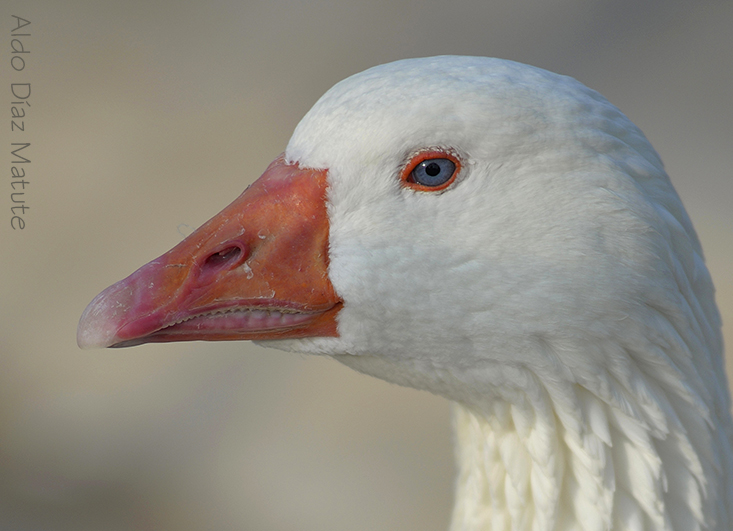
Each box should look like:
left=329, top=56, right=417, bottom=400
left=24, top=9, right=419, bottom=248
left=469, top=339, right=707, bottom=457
left=411, top=158, right=456, bottom=187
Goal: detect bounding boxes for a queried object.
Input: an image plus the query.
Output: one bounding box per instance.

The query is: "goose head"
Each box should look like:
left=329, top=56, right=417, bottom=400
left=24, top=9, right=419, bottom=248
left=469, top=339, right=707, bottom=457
left=78, top=56, right=732, bottom=531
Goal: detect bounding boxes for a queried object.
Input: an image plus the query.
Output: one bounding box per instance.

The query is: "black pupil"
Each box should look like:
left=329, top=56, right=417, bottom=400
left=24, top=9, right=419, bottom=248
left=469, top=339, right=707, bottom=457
left=425, top=162, right=441, bottom=177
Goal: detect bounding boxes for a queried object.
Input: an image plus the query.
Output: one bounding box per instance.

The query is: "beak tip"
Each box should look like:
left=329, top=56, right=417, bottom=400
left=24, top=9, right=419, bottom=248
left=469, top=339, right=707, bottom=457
left=77, top=326, right=115, bottom=350
left=76, top=329, right=109, bottom=350
left=77, top=305, right=118, bottom=349
left=77, top=284, right=129, bottom=349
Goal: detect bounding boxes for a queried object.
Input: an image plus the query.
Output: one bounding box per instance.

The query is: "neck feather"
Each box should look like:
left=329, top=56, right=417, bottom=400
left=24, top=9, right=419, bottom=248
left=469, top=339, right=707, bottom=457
left=450, top=364, right=733, bottom=531
left=333, top=312, right=733, bottom=531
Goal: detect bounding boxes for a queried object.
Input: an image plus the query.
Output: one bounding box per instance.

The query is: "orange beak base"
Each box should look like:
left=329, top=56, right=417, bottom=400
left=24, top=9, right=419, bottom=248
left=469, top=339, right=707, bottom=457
left=77, top=155, right=341, bottom=349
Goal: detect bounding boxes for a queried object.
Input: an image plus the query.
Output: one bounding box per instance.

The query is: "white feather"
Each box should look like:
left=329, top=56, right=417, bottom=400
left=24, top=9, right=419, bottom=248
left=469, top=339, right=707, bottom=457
left=261, top=56, right=732, bottom=530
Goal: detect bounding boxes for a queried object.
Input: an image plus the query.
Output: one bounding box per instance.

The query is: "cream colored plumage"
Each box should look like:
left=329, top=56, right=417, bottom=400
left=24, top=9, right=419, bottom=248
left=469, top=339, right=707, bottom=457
left=274, top=56, right=733, bottom=530
left=79, top=56, right=733, bottom=530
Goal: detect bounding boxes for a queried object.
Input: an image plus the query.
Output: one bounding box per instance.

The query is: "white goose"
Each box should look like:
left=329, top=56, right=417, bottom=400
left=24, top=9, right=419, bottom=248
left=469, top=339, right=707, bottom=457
left=78, top=56, right=733, bottom=531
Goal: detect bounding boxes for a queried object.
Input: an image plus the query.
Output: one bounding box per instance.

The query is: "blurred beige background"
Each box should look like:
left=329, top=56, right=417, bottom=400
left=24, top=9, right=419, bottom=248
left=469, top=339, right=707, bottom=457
left=1, top=1, right=731, bottom=530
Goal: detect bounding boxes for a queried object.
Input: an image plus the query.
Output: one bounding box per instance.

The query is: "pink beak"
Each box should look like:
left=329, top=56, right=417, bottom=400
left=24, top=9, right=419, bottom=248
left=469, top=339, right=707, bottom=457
left=77, top=155, right=341, bottom=349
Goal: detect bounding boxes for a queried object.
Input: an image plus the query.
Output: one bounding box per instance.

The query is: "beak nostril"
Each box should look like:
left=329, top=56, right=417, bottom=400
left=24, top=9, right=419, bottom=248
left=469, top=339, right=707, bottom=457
left=196, top=243, right=249, bottom=285
left=203, top=246, right=243, bottom=270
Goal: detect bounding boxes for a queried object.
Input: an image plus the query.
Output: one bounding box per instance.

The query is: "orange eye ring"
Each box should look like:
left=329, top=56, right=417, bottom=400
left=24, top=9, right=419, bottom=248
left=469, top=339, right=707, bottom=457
left=400, top=149, right=461, bottom=192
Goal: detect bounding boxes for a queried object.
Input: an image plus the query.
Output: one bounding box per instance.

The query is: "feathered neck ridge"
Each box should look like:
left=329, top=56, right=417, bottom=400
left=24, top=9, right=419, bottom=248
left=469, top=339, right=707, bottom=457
left=448, top=347, right=733, bottom=531
left=336, top=316, right=733, bottom=531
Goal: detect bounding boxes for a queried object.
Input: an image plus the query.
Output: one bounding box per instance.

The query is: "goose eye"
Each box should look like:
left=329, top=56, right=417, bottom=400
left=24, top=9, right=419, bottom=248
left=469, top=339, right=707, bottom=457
left=402, top=151, right=461, bottom=192
left=411, top=159, right=455, bottom=187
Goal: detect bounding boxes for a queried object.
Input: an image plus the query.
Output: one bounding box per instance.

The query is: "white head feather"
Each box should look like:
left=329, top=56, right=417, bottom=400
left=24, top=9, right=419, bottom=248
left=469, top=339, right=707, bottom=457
left=261, top=56, right=733, bottom=531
